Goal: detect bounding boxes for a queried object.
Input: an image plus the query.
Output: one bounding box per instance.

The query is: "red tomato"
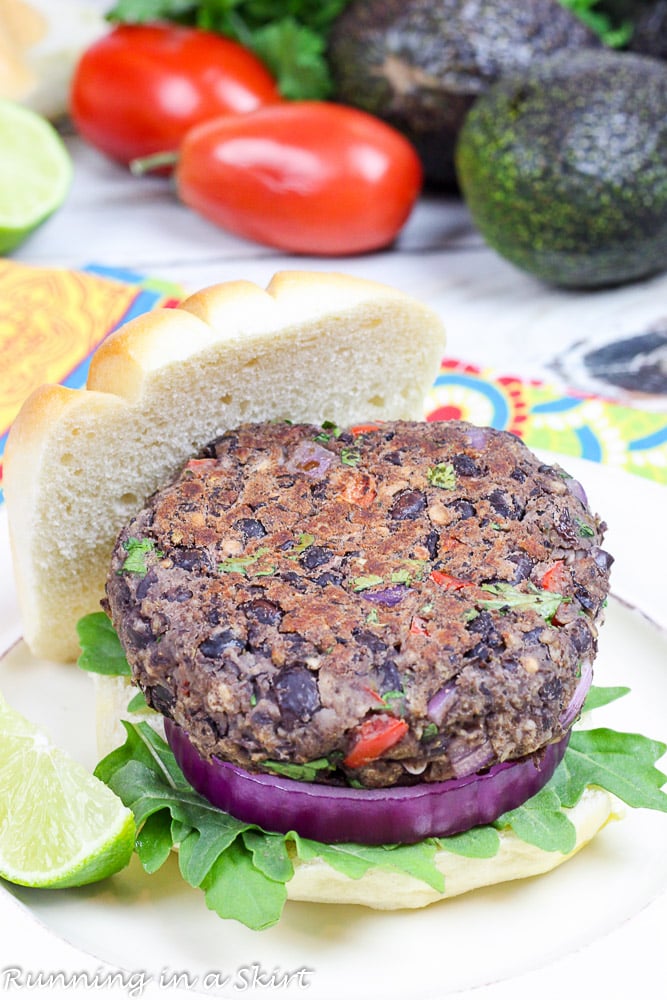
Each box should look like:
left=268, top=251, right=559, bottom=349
left=343, top=715, right=409, bottom=770
left=176, top=102, right=423, bottom=255
left=70, top=23, right=281, bottom=165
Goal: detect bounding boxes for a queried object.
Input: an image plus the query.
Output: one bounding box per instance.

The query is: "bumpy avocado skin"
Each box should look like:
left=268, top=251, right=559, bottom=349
left=328, top=0, right=598, bottom=186
left=455, top=50, right=667, bottom=289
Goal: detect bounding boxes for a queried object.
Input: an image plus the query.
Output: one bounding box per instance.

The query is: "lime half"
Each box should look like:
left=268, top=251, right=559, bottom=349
left=0, top=691, right=135, bottom=888
left=0, top=99, right=72, bottom=255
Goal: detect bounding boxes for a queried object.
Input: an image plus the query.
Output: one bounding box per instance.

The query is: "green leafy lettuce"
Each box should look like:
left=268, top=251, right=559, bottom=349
left=79, top=612, right=667, bottom=931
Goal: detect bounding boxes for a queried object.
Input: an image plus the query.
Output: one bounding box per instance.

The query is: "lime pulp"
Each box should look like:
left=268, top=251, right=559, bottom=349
left=0, top=690, right=135, bottom=888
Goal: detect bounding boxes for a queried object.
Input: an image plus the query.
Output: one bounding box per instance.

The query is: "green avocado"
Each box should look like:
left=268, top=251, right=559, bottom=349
left=328, top=0, right=599, bottom=186
left=455, top=49, right=667, bottom=288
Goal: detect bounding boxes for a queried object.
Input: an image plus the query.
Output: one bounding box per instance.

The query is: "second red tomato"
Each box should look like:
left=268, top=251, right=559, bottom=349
left=70, top=23, right=282, bottom=165
left=176, top=102, right=423, bottom=255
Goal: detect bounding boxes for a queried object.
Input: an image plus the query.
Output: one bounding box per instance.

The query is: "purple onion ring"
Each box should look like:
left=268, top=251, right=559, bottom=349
left=166, top=720, right=570, bottom=845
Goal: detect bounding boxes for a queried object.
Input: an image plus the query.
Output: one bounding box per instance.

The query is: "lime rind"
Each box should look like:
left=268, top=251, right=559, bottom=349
left=0, top=692, right=136, bottom=888
left=0, top=98, right=72, bottom=252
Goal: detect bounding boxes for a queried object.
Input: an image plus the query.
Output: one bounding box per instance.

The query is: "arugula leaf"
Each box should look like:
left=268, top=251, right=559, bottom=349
left=127, top=690, right=149, bottom=712
left=494, top=786, right=577, bottom=854
left=202, top=839, right=288, bottom=930
left=135, top=810, right=174, bottom=873
left=436, top=825, right=500, bottom=859
left=242, top=829, right=294, bottom=882
left=95, top=720, right=185, bottom=791
left=582, top=685, right=630, bottom=713
left=551, top=728, right=667, bottom=812
left=292, top=835, right=445, bottom=893
left=178, top=818, right=248, bottom=887
left=77, top=612, right=131, bottom=676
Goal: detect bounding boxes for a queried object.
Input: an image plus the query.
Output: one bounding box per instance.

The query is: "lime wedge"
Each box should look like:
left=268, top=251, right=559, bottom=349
left=0, top=99, right=72, bottom=254
left=0, top=691, right=135, bottom=888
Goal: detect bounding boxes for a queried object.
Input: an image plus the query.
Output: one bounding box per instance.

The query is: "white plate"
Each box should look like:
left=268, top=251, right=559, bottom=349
left=1, top=456, right=666, bottom=1000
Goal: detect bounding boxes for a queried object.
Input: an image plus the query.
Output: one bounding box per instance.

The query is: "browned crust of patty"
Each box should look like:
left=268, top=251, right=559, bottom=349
left=105, top=420, right=612, bottom=788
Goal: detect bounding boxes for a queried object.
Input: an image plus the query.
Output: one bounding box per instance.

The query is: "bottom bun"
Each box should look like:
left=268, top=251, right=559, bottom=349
left=93, top=675, right=620, bottom=910
left=285, top=785, right=618, bottom=908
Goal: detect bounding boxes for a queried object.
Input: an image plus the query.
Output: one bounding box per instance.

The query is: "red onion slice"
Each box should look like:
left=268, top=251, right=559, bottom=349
left=165, top=720, right=570, bottom=845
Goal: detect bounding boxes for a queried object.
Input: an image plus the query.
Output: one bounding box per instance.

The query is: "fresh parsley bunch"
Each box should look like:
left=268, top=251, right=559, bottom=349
left=106, top=0, right=355, bottom=98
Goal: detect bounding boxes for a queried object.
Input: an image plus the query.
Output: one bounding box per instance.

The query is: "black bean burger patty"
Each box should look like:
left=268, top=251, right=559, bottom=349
left=105, top=420, right=612, bottom=788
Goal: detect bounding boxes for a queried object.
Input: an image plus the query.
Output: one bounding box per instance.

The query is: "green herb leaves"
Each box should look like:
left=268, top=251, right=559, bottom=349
left=218, top=547, right=270, bottom=576
left=263, top=757, right=334, bottom=782
left=352, top=574, right=385, bottom=592
left=479, top=582, right=566, bottom=622
left=119, top=537, right=164, bottom=577
left=427, top=462, right=457, bottom=489
left=107, top=0, right=354, bottom=98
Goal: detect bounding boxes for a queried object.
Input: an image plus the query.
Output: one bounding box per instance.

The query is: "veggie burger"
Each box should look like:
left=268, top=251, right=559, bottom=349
left=104, top=418, right=611, bottom=847
left=9, top=270, right=661, bottom=927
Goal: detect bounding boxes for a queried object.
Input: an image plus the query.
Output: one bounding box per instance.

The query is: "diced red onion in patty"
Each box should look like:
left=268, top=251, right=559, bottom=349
left=559, top=659, right=593, bottom=730
left=286, top=441, right=336, bottom=479
left=361, top=585, right=411, bottom=607
left=427, top=680, right=457, bottom=725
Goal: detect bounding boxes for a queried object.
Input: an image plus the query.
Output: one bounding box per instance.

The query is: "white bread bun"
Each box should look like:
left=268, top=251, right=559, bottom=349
left=94, top=672, right=620, bottom=909
left=4, top=270, right=445, bottom=662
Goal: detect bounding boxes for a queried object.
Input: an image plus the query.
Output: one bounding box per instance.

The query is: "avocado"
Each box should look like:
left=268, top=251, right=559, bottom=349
left=327, top=0, right=599, bottom=187
left=454, top=49, right=667, bottom=289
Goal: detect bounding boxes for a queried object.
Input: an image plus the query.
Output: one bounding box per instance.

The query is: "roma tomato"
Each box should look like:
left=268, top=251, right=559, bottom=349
left=176, top=102, right=423, bottom=255
left=70, top=23, right=281, bottom=166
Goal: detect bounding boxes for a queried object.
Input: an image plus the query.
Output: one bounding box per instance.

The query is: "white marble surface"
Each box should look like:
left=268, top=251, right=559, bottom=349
left=11, top=128, right=667, bottom=402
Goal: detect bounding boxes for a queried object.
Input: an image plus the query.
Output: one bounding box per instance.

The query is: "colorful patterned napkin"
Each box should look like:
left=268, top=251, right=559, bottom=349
left=425, top=360, right=667, bottom=485
left=0, top=262, right=181, bottom=501
left=1, top=261, right=666, bottom=504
